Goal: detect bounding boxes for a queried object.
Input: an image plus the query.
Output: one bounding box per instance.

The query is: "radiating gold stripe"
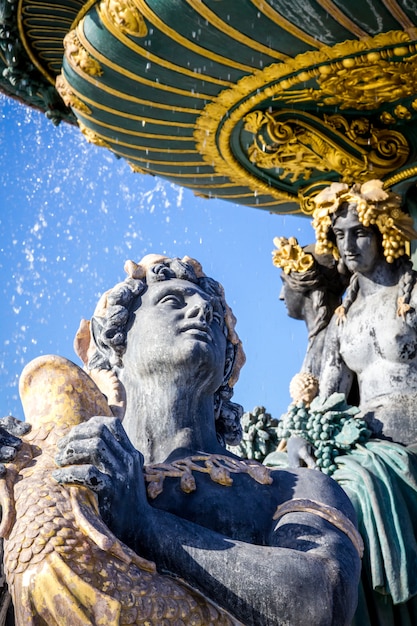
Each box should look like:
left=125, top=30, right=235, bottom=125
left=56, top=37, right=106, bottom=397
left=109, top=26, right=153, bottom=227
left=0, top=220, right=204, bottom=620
left=382, top=0, right=415, bottom=29
left=76, top=21, right=214, bottom=102
left=243, top=201, right=299, bottom=211
left=78, top=122, right=202, bottom=158
left=30, top=34, right=68, bottom=42
left=97, top=4, right=232, bottom=88
left=198, top=192, right=258, bottom=198
left=250, top=0, right=323, bottom=49
left=180, top=182, right=239, bottom=189
left=315, top=0, right=368, bottom=37
left=123, top=161, right=224, bottom=178
left=66, top=54, right=206, bottom=118
left=135, top=0, right=256, bottom=72
left=185, top=0, right=289, bottom=61
left=124, top=144, right=199, bottom=154
left=17, top=0, right=55, bottom=83
left=76, top=105, right=196, bottom=139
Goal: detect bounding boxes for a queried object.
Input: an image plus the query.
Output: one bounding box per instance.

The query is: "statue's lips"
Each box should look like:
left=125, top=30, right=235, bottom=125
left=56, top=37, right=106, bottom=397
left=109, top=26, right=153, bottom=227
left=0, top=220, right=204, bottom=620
left=181, top=324, right=213, bottom=342
left=344, top=254, right=359, bottom=263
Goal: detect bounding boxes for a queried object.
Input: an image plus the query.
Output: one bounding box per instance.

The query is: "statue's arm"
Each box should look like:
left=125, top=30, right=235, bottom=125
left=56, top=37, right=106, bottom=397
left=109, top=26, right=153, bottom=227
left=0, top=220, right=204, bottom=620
left=319, top=319, right=354, bottom=398
left=54, top=417, right=360, bottom=626
left=135, top=476, right=360, bottom=626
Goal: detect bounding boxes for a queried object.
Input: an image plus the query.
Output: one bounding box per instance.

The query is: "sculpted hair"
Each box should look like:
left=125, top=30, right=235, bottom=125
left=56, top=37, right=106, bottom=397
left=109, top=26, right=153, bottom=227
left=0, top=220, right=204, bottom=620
left=329, top=206, right=417, bottom=320
left=85, top=257, right=244, bottom=446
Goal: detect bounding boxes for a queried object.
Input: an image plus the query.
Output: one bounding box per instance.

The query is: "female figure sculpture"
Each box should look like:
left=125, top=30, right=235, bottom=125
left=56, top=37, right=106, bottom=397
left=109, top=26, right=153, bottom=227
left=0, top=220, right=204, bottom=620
left=272, top=236, right=348, bottom=403
left=309, top=180, right=417, bottom=624
left=42, top=254, right=361, bottom=626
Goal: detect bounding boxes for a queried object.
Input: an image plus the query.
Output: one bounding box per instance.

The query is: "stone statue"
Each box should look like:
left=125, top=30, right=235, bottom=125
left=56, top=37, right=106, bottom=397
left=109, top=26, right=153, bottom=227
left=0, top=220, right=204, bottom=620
left=289, top=180, right=417, bottom=625
left=0, top=254, right=361, bottom=626
left=1, top=355, right=242, bottom=625
left=272, top=236, right=348, bottom=404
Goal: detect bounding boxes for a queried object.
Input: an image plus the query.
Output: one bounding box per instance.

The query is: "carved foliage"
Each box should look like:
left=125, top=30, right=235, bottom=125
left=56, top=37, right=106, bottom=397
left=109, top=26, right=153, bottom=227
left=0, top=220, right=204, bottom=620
left=55, top=74, right=92, bottom=114
left=244, top=110, right=409, bottom=184
left=63, top=30, right=103, bottom=77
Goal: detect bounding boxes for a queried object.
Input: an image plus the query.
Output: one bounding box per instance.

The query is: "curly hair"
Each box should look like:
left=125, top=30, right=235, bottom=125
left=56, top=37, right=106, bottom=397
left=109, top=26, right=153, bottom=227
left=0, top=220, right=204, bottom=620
left=77, top=256, right=245, bottom=446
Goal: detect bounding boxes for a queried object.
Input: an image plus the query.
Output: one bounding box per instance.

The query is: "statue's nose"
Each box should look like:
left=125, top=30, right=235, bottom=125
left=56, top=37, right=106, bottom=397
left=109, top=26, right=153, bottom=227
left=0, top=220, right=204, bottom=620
left=186, top=298, right=213, bottom=323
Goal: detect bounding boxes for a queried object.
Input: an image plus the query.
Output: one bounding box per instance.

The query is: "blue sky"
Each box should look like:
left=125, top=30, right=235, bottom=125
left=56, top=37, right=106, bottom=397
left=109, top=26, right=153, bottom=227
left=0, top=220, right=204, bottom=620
left=1, top=94, right=313, bottom=422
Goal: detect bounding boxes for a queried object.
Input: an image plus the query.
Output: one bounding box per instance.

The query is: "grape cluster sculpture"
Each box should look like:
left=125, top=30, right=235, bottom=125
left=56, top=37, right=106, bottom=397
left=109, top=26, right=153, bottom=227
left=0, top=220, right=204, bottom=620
left=277, top=393, right=371, bottom=475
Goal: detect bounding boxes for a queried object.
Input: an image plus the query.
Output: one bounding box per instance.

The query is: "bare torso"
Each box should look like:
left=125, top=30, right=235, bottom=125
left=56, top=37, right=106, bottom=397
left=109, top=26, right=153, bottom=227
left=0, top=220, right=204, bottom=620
left=327, top=287, right=417, bottom=444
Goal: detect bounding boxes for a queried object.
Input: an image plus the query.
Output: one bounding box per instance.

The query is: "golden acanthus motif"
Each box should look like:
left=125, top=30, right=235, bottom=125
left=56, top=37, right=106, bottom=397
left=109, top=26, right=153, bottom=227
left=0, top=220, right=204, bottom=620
left=55, top=74, right=92, bottom=115
left=145, top=454, right=272, bottom=500
left=244, top=110, right=409, bottom=184
left=63, top=30, right=103, bottom=77
left=79, top=121, right=112, bottom=149
left=0, top=355, right=242, bottom=626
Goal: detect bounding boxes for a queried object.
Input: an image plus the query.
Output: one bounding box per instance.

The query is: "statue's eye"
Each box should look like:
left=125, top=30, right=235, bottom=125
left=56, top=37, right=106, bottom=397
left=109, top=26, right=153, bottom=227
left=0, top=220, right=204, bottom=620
left=159, top=294, right=183, bottom=307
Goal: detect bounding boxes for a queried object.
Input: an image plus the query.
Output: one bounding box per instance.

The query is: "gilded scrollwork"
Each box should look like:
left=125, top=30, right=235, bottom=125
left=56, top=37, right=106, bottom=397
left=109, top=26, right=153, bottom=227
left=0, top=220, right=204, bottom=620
left=310, top=60, right=417, bottom=110
left=195, top=30, right=417, bottom=212
left=99, top=0, right=148, bottom=37
left=63, top=30, right=103, bottom=77
left=244, top=110, right=409, bottom=184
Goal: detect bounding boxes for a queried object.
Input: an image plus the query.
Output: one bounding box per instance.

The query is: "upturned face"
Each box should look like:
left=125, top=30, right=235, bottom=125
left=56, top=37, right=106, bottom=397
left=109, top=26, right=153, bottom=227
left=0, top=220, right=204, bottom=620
left=332, top=205, right=380, bottom=275
left=121, top=278, right=227, bottom=392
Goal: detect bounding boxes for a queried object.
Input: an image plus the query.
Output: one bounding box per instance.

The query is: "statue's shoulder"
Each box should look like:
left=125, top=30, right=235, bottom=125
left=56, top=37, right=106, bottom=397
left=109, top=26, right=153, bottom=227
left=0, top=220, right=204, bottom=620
left=273, top=466, right=357, bottom=524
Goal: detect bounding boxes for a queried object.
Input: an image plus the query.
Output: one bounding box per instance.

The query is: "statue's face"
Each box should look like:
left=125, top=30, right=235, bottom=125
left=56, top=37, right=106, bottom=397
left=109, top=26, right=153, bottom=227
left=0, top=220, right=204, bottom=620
left=333, top=205, right=380, bottom=275
left=279, top=280, right=305, bottom=321
left=121, top=278, right=227, bottom=391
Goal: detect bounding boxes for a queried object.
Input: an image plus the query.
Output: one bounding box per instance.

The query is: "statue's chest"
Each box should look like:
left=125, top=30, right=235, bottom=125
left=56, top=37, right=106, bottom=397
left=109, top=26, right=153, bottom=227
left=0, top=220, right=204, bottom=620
left=340, top=296, right=417, bottom=366
left=145, top=455, right=277, bottom=544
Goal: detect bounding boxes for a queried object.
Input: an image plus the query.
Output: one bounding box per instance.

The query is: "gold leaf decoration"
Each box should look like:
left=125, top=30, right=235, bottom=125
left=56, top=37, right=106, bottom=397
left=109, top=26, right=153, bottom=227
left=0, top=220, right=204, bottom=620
left=63, top=30, right=103, bottom=77
left=55, top=74, right=92, bottom=114
left=79, top=122, right=111, bottom=148
left=99, top=0, right=148, bottom=37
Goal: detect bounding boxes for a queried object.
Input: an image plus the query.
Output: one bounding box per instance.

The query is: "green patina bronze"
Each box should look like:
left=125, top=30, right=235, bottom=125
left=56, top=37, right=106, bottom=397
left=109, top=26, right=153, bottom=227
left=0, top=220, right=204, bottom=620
left=2, top=0, right=417, bottom=213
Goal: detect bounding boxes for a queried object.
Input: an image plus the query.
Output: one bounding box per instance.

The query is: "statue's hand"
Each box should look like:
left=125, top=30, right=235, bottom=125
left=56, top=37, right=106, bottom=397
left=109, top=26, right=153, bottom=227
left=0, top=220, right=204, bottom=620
left=287, top=435, right=317, bottom=469
left=0, top=416, right=31, bottom=474
left=53, top=416, right=147, bottom=543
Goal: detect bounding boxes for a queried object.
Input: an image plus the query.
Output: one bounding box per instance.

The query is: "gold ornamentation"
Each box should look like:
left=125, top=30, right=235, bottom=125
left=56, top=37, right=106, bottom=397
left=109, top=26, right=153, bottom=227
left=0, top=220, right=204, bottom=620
left=55, top=74, right=92, bottom=114
left=384, top=166, right=417, bottom=187
left=246, top=112, right=332, bottom=182
left=3, top=355, right=241, bottom=625
left=79, top=121, right=111, bottom=148
left=380, top=111, right=396, bottom=124
left=195, top=30, right=417, bottom=210
left=99, top=0, right=148, bottom=37
left=273, top=498, right=364, bottom=558
left=312, top=179, right=417, bottom=263
left=272, top=237, right=314, bottom=274
left=145, top=455, right=272, bottom=500
left=394, top=104, right=412, bottom=119
left=309, top=60, right=417, bottom=110
left=244, top=109, right=408, bottom=184
left=63, top=30, right=103, bottom=77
